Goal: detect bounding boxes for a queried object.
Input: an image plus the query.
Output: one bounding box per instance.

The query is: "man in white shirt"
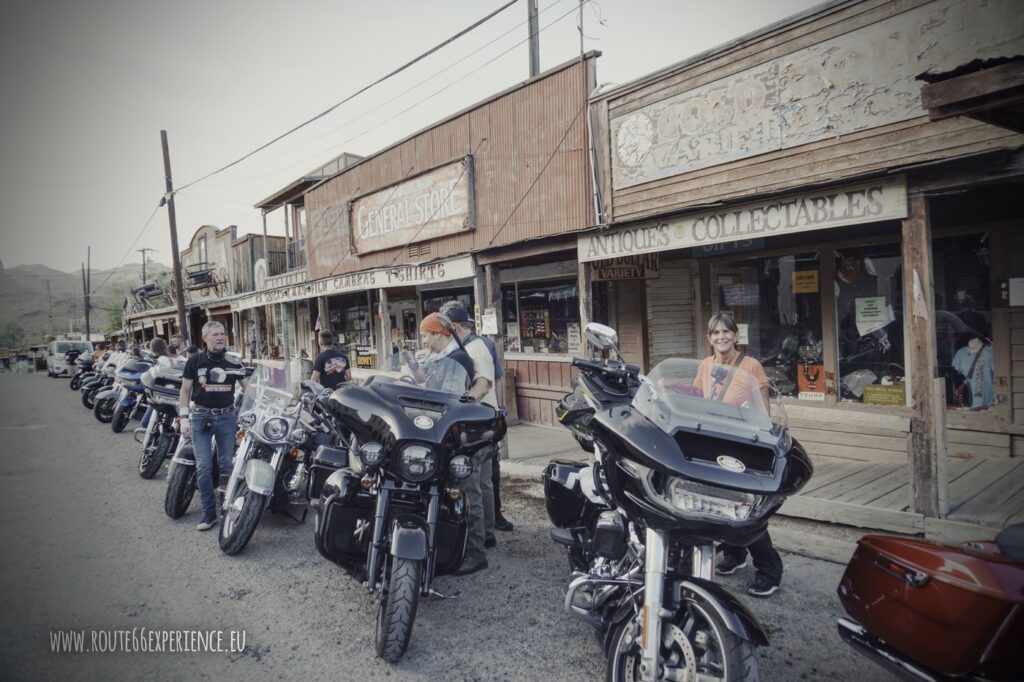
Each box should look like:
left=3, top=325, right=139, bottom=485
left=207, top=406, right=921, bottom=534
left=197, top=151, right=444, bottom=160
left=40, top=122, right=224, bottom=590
left=442, top=303, right=499, bottom=575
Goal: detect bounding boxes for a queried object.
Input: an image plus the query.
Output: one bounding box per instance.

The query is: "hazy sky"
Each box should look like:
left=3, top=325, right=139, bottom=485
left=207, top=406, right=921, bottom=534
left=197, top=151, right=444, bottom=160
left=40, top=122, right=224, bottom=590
left=0, top=0, right=821, bottom=282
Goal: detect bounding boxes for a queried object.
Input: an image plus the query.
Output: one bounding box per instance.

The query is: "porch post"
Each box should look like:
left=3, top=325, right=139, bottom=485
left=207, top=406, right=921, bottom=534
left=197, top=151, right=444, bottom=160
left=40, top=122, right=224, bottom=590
left=902, top=193, right=946, bottom=518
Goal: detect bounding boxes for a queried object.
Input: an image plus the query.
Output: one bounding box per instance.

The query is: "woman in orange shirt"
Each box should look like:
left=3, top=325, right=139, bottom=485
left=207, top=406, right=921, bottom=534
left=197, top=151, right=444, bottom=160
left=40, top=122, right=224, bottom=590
left=699, top=312, right=783, bottom=598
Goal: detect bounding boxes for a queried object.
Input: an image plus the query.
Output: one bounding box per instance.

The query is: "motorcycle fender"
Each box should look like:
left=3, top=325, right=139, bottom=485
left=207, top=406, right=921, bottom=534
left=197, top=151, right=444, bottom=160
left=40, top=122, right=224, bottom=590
left=243, top=458, right=276, bottom=496
left=390, top=522, right=427, bottom=561
left=119, top=394, right=136, bottom=407
left=172, top=444, right=196, bottom=466
left=677, top=578, right=770, bottom=647
left=95, top=388, right=118, bottom=402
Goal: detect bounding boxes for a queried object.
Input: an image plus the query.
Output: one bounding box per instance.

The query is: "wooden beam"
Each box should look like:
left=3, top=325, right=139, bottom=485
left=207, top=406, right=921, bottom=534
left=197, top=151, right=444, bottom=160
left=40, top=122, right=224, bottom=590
left=474, top=235, right=578, bottom=265
left=902, top=194, right=941, bottom=518
left=578, top=260, right=593, bottom=351
left=780, top=495, right=925, bottom=535
left=919, top=61, right=1024, bottom=110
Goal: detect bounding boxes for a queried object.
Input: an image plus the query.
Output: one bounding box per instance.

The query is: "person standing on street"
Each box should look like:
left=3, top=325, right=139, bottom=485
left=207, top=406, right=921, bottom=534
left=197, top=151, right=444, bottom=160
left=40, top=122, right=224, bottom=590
left=178, top=321, right=248, bottom=531
left=310, top=331, right=351, bottom=390
left=440, top=301, right=514, bottom=532
left=693, top=312, right=783, bottom=597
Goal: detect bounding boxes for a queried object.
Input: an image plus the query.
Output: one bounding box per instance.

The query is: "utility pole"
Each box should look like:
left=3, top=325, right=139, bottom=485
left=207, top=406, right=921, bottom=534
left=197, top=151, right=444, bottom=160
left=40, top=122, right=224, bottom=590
left=137, top=247, right=155, bottom=285
left=85, top=247, right=91, bottom=339
left=46, top=279, right=55, bottom=339
left=161, top=130, right=189, bottom=342
left=527, top=0, right=539, bottom=77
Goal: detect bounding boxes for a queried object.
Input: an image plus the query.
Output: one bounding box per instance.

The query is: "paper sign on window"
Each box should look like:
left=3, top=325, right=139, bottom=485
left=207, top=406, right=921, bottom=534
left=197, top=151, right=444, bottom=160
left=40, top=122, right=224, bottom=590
left=481, top=308, right=498, bottom=335
left=737, top=323, right=749, bottom=346
left=793, top=271, right=819, bottom=293
left=855, top=296, right=894, bottom=336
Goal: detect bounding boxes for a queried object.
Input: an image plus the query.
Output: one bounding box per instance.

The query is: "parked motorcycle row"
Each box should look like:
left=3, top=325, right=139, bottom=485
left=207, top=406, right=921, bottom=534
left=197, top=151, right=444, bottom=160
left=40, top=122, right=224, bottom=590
left=52, top=327, right=1023, bottom=681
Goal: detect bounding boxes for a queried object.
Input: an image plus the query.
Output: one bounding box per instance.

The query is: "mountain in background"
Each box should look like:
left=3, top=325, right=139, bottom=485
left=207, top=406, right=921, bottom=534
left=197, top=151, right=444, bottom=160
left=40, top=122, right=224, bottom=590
left=0, top=260, right=170, bottom=344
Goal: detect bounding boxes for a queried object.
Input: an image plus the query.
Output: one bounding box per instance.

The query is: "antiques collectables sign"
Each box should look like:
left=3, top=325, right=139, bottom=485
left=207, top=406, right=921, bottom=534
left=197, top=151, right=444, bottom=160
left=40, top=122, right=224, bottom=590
left=578, top=177, right=907, bottom=263
left=350, top=157, right=474, bottom=255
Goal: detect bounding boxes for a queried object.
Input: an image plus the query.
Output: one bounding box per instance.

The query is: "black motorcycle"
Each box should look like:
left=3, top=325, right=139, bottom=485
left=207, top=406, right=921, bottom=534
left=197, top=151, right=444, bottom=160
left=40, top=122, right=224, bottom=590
left=81, top=365, right=115, bottom=410
left=545, top=323, right=813, bottom=681
left=137, top=365, right=183, bottom=479
left=69, top=355, right=94, bottom=391
left=313, top=351, right=505, bottom=663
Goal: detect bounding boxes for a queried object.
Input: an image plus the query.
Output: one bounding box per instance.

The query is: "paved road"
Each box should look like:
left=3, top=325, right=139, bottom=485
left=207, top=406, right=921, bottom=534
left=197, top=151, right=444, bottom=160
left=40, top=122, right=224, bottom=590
left=0, top=373, right=890, bottom=680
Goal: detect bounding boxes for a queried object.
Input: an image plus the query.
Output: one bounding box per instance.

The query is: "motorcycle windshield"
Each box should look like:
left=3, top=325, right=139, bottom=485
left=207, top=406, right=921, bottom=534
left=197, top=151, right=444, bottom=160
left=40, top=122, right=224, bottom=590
left=240, top=359, right=302, bottom=420
left=360, top=349, right=472, bottom=400
left=634, top=358, right=787, bottom=439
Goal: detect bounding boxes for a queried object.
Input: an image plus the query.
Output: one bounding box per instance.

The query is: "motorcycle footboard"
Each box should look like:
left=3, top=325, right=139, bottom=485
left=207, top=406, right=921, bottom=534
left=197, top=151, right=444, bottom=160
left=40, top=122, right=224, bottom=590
left=837, top=617, right=940, bottom=682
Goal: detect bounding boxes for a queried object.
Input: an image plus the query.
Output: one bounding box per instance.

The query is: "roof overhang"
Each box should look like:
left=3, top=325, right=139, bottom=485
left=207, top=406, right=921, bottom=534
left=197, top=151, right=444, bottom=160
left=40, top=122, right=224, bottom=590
left=919, top=57, right=1024, bottom=134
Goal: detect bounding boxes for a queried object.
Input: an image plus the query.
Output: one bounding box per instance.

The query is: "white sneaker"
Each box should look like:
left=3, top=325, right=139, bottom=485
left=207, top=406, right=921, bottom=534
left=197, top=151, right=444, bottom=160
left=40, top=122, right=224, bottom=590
left=196, top=517, right=218, bottom=531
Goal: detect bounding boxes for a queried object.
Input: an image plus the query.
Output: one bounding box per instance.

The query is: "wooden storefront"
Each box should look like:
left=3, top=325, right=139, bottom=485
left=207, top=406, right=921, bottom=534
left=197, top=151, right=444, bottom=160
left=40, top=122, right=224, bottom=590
left=585, top=0, right=1024, bottom=534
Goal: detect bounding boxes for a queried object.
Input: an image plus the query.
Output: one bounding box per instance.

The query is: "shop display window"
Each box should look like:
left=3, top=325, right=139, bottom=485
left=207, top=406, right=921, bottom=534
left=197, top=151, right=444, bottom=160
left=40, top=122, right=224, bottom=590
left=505, top=280, right=580, bottom=354
left=711, top=253, right=823, bottom=399
left=834, top=245, right=906, bottom=405
left=422, top=291, right=472, bottom=315
left=932, top=233, right=993, bottom=410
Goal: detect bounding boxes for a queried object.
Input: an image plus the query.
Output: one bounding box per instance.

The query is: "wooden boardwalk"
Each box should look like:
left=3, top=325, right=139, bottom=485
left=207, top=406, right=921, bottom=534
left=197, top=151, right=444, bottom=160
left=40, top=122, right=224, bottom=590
left=781, top=455, right=1024, bottom=536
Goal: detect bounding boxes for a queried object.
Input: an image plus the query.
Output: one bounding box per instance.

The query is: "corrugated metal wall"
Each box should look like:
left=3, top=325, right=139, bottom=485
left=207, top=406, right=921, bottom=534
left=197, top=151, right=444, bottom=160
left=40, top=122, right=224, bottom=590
left=646, top=260, right=697, bottom=367
left=304, top=57, right=596, bottom=280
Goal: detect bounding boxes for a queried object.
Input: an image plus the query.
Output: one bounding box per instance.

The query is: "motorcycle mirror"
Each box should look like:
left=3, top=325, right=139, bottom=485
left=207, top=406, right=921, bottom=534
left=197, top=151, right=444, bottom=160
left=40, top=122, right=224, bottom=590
left=584, top=323, right=619, bottom=351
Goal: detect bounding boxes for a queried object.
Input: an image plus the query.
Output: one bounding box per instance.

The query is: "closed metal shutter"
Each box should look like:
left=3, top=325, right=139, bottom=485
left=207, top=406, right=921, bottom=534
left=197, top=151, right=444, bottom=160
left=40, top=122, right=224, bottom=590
left=646, top=260, right=697, bottom=367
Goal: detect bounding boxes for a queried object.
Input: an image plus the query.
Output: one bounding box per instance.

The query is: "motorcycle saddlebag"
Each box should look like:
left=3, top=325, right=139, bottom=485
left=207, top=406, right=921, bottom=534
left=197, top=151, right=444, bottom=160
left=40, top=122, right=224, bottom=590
left=837, top=534, right=1024, bottom=678
left=543, top=460, right=588, bottom=529
left=309, top=445, right=349, bottom=500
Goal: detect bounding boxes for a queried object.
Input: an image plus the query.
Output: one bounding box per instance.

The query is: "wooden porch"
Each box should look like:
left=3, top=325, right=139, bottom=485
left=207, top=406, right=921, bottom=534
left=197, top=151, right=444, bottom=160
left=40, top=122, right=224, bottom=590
left=783, top=454, right=1024, bottom=538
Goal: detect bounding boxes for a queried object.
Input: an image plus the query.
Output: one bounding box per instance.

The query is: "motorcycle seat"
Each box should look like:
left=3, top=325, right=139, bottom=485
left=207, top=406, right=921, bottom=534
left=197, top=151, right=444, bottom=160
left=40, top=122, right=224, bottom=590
left=995, top=523, right=1024, bottom=561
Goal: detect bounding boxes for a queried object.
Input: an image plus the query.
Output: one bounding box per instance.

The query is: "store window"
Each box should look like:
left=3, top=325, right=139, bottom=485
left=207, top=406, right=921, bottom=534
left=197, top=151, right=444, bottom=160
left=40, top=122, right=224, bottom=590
left=711, top=253, right=823, bottom=398
left=933, top=232, right=993, bottom=410
left=329, top=294, right=373, bottom=368
left=501, top=286, right=519, bottom=352
left=834, top=245, right=906, bottom=405
left=422, top=290, right=472, bottom=315
left=506, top=280, right=580, bottom=355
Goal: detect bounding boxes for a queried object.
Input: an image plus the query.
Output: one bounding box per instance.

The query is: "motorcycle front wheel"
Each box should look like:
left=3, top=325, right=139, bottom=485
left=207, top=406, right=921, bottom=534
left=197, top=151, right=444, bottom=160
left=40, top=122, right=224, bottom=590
left=111, top=403, right=132, bottom=433
left=375, top=556, right=421, bottom=663
left=218, top=479, right=266, bottom=555
left=81, top=387, right=98, bottom=409
left=70, top=374, right=82, bottom=390
left=606, top=597, right=758, bottom=682
left=94, top=397, right=115, bottom=423
left=164, top=462, right=197, bottom=518
left=140, top=433, right=172, bottom=479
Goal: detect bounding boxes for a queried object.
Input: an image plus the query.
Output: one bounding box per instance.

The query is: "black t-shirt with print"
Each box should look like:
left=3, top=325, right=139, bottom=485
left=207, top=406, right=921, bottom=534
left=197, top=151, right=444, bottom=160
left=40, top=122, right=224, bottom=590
left=313, top=348, right=350, bottom=390
left=183, top=351, right=244, bottom=409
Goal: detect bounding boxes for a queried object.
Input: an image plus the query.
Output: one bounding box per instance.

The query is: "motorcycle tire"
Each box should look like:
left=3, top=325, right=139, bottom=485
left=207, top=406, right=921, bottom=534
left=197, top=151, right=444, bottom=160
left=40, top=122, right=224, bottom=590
left=164, top=462, right=197, bottom=519
left=82, top=387, right=98, bottom=410
left=93, top=396, right=115, bottom=423
left=111, top=403, right=131, bottom=433
left=140, top=433, right=172, bottom=479
left=218, top=481, right=267, bottom=556
left=70, top=375, right=82, bottom=390
left=375, top=556, right=421, bottom=663
left=605, top=597, right=758, bottom=682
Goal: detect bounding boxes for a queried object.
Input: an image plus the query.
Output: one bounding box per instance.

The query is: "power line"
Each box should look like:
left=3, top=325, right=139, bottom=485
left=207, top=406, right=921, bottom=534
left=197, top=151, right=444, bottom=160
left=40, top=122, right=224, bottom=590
left=174, top=0, right=518, bottom=194
left=90, top=203, right=162, bottom=296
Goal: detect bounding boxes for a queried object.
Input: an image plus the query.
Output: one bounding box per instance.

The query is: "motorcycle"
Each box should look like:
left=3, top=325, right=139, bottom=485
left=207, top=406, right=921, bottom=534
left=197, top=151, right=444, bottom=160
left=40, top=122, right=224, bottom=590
left=217, top=359, right=311, bottom=555
left=69, top=355, right=94, bottom=391
left=313, top=351, right=505, bottom=662
left=136, top=365, right=183, bottom=479
left=837, top=526, right=1024, bottom=682
left=81, top=365, right=115, bottom=410
left=545, top=323, right=813, bottom=682
left=94, top=357, right=153, bottom=426
left=111, top=357, right=154, bottom=433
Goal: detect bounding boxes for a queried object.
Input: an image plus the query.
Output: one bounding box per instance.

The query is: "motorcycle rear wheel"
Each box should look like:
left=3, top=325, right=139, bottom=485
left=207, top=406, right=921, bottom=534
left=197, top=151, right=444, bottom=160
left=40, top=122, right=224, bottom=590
left=218, top=481, right=266, bottom=555
left=94, top=397, right=115, bottom=423
left=111, top=403, right=131, bottom=433
left=140, top=433, right=172, bottom=479
left=605, top=597, right=758, bottom=682
left=375, top=556, right=421, bottom=663
left=164, top=462, right=197, bottom=518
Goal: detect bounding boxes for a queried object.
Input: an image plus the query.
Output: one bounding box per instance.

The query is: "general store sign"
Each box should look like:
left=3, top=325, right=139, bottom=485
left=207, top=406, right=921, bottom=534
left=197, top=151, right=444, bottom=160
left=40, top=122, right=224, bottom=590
left=350, top=157, right=474, bottom=255
left=579, top=177, right=907, bottom=263
left=593, top=254, right=660, bottom=280
left=229, top=255, right=475, bottom=312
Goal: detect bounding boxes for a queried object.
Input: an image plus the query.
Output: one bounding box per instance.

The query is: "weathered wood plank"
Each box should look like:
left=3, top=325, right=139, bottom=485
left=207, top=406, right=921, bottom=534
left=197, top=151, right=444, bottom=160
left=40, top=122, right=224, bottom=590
left=870, top=482, right=912, bottom=512
left=787, top=418, right=908, bottom=439
left=832, top=467, right=909, bottom=506
left=790, top=427, right=907, bottom=452
left=799, top=440, right=906, bottom=462
left=952, top=460, right=1024, bottom=519
left=800, top=459, right=867, bottom=494
left=809, top=462, right=904, bottom=501
left=781, top=496, right=924, bottom=534
left=946, top=442, right=1011, bottom=458
left=947, top=429, right=1012, bottom=448
left=785, top=405, right=911, bottom=432
left=924, top=517, right=1001, bottom=544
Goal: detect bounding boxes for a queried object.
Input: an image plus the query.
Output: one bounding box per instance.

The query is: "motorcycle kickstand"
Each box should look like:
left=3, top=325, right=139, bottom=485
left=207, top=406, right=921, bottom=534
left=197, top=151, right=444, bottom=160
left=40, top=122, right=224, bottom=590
left=428, top=588, right=457, bottom=599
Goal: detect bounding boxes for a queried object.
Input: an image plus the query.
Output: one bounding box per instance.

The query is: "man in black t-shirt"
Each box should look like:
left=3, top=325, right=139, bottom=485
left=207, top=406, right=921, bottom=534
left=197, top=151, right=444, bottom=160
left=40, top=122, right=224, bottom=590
left=311, top=331, right=351, bottom=390
left=178, top=321, right=248, bottom=531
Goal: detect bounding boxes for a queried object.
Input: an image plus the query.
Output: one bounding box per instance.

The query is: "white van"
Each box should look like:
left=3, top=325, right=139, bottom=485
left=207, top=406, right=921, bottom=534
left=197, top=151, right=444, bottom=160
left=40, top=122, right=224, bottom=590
left=47, top=340, right=94, bottom=377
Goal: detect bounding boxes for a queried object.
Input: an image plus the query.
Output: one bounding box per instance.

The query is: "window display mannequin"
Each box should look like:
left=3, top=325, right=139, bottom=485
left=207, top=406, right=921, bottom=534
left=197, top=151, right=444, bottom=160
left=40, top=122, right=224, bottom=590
left=951, top=336, right=994, bottom=409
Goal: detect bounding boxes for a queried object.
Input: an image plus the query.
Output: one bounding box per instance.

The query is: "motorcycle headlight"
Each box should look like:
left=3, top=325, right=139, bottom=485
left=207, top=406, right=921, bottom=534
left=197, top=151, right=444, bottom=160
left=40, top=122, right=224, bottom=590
left=239, top=411, right=257, bottom=429
left=398, top=444, right=437, bottom=482
left=448, top=455, right=473, bottom=480
left=358, top=441, right=385, bottom=468
left=288, top=428, right=307, bottom=445
left=662, top=478, right=765, bottom=522
left=262, top=417, right=289, bottom=441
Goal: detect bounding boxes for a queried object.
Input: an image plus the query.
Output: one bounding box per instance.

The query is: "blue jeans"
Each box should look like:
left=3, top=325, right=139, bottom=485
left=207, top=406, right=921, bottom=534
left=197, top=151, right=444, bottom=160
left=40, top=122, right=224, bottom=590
left=191, top=411, right=237, bottom=520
